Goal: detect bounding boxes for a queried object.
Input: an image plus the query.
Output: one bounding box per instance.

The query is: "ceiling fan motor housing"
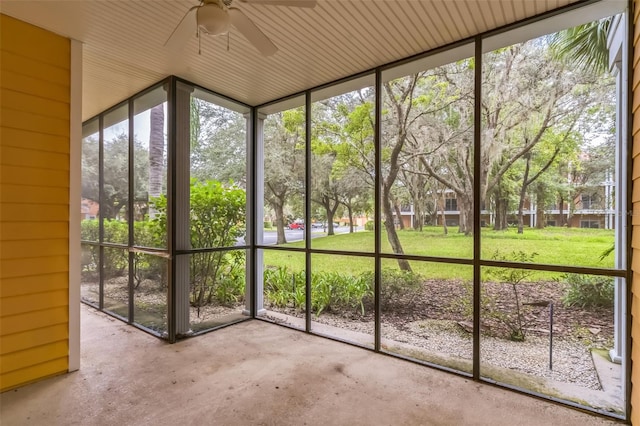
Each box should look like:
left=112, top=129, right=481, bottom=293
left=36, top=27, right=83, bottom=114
left=197, top=3, right=230, bottom=35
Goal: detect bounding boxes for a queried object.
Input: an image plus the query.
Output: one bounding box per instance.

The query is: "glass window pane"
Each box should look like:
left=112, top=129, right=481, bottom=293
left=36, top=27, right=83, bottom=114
left=310, top=253, right=374, bottom=348
left=190, top=92, right=247, bottom=249
left=186, top=250, right=247, bottom=333
left=480, top=267, right=622, bottom=413
left=103, top=247, right=129, bottom=320
left=102, top=105, right=129, bottom=245
left=381, top=51, right=474, bottom=259
left=310, top=80, right=375, bottom=253
left=133, top=253, right=167, bottom=335
left=261, top=249, right=306, bottom=331
left=81, top=120, right=99, bottom=241
left=480, top=21, right=616, bottom=268
left=381, top=259, right=473, bottom=374
left=81, top=243, right=99, bottom=306
left=133, top=87, right=167, bottom=249
left=262, top=103, right=306, bottom=247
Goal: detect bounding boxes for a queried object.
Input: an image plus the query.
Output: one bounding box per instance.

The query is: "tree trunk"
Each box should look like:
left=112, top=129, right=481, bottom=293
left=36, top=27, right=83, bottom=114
left=558, top=195, right=565, bottom=226
left=389, top=192, right=405, bottom=230
left=535, top=186, right=545, bottom=229
left=274, top=200, right=287, bottom=244
left=347, top=205, right=354, bottom=233
left=383, top=187, right=411, bottom=271
left=517, top=155, right=531, bottom=235
left=439, top=194, right=448, bottom=235
left=148, top=104, right=165, bottom=218
left=494, top=192, right=508, bottom=231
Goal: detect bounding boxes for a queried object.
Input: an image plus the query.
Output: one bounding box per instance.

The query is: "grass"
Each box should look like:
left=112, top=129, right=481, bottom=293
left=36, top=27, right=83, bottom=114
left=263, top=226, right=615, bottom=280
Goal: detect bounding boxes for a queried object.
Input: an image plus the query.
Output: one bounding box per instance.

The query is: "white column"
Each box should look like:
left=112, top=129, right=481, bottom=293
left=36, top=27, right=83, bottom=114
left=607, top=13, right=626, bottom=365
left=244, top=113, right=267, bottom=316
left=175, top=81, right=194, bottom=335
left=68, top=38, right=83, bottom=372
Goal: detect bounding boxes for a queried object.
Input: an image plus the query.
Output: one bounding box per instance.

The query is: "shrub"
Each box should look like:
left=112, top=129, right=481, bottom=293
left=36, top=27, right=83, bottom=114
left=264, top=266, right=305, bottom=310
left=562, top=274, right=614, bottom=308
left=364, top=220, right=375, bottom=231
left=361, top=268, right=421, bottom=309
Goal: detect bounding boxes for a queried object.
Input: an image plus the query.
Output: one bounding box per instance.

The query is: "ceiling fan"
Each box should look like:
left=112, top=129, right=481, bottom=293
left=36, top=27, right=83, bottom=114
left=164, top=0, right=317, bottom=56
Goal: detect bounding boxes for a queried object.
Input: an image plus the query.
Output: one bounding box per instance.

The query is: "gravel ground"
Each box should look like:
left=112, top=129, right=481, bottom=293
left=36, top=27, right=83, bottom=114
left=271, top=311, right=602, bottom=391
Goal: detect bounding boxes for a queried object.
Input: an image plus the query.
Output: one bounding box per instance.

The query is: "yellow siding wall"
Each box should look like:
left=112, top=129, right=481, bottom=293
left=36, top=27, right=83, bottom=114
left=633, top=2, right=640, bottom=424
left=0, top=14, right=70, bottom=391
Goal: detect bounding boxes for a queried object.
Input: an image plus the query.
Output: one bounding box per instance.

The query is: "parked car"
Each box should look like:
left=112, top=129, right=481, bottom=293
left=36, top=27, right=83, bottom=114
left=311, top=222, right=324, bottom=229
left=287, top=221, right=305, bottom=230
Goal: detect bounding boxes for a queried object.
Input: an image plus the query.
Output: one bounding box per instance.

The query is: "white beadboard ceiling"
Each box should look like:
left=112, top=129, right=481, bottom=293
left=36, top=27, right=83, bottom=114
left=1, top=0, right=596, bottom=121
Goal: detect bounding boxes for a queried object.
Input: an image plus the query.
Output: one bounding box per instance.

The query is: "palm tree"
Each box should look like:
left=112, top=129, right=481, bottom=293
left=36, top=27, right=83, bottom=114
left=549, top=18, right=611, bottom=74
left=148, top=104, right=164, bottom=218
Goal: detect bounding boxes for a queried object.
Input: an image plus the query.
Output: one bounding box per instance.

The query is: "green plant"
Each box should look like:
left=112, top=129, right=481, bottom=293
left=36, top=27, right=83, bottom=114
left=483, top=250, right=539, bottom=341
left=561, top=274, right=614, bottom=308
left=311, top=272, right=337, bottom=316
left=154, top=179, right=246, bottom=307
left=263, top=267, right=305, bottom=310
left=361, top=268, right=421, bottom=309
left=364, top=220, right=375, bottom=231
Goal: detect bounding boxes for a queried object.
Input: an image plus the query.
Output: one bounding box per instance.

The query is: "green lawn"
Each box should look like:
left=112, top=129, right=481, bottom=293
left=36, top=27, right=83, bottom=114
left=263, top=226, right=615, bottom=280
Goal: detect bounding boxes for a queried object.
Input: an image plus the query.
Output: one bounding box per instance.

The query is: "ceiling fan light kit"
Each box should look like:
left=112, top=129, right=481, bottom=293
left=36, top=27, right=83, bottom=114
left=197, top=3, right=230, bottom=35
left=165, top=0, right=317, bottom=56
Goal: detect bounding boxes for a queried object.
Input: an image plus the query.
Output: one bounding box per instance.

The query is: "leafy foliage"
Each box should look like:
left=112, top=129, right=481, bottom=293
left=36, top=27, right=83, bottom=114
left=561, top=274, right=614, bottom=308
left=483, top=250, right=539, bottom=341
left=264, top=266, right=421, bottom=317
left=81, top=179, right=247, bottom=307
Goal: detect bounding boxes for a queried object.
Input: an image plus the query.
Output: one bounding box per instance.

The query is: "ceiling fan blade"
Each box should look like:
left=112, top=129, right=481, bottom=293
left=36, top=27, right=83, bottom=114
left=238, top=0, right=317, bottom=8
left=228, top=7, right=278, bottom=56
left=164, top=6, right=198, bottom=50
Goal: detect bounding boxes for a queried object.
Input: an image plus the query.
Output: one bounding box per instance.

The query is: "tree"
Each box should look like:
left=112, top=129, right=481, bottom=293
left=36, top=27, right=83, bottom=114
left=81, top=133, right=149, bottom=220
left=148, top=104, right=165, bottom=218
left=264, top=108, right=306, bottom=244
left=190, top=99, right=247, bottom=185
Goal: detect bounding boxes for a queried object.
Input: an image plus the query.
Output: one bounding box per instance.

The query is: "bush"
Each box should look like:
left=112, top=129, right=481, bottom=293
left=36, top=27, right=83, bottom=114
left=562, top=274, right=614, bottom=308
left=364, top=220, right=375, bottom=231
left=264, top=266, right=305, bottom=310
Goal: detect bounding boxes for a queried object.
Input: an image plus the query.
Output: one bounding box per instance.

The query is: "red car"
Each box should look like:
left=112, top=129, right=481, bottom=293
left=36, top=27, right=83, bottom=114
left=287, top=221, right=305, bottom=230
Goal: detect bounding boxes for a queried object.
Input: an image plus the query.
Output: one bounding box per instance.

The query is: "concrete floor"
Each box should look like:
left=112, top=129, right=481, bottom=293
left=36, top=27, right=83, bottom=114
left=0, top=305, right=621, bottom=426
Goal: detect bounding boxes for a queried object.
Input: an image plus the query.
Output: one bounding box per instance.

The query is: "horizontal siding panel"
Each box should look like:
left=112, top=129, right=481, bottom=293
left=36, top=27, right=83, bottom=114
left=0, top=165, right=69, bottom=188
left=1, top=89, right=70, bottom=121
left=0, top=127, right=69, bottom=154
left=0, top=222, right=69, bottom=241
left=0, top=50, right=69, bottom=87
left=0, top=305, right=68, bottom=336
left=0, top=357, right=67, bottom=392
left=633, top=139, right=640, bottom=157
left=634, top=157, right=640, bottom=180
left=0, top=239, right=69, bottom=260
left=1, top=184, right=68, bottom=205
left=0, top=323, right=67, bottom=355
left=0, top=108, right=69, bottom=137
left=0, top=340, right=67, bottom=374
left=0, top=204, right=69, bottom=222
left=632, top=203, right=640, bottom=225
left=631, top=248, right=640, bottom=272
left=0, top=146, right=69, bottom=170
left=632, top=229, right=640, bottom=250
left=633, top=110, right=640, bottom=137
left=1, top=273, right=69, bottom=297
left=0, top=70, right=69, bottom=103
left=0, top=256, right=68, bottom=279
left=633, top=179, right=640, bottom=203
left=0, top=15, right=69, bottom=68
